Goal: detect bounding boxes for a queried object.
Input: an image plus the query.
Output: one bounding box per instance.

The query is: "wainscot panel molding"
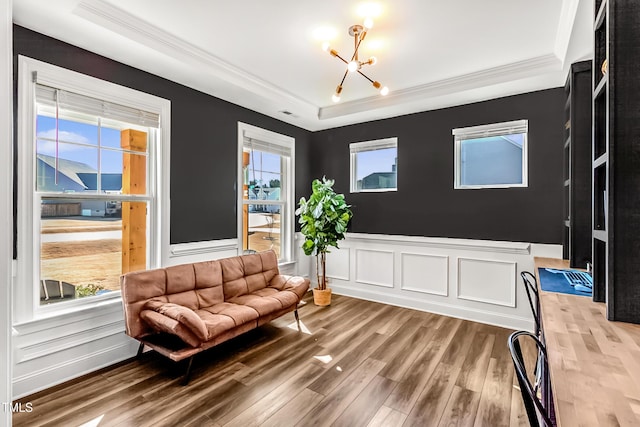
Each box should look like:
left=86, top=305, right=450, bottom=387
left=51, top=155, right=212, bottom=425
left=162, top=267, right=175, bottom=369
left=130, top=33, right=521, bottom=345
left=457, top=257, right=517, bottom=307
left=325, top=247, right=350, bottom=281
left=167, top=239, right=238, bottom=265
left=400, top=252, right=449, bottom=296
left=12, top=302, right=137, bottom=398
left=306, top=233, right=548, bottom=331
left=355, top=249, right=394, bottom=288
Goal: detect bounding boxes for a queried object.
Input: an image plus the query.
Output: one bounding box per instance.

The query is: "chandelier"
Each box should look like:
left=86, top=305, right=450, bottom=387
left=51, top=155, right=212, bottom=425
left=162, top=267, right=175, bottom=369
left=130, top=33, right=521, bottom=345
left=322, top=18, right=389, bottom=103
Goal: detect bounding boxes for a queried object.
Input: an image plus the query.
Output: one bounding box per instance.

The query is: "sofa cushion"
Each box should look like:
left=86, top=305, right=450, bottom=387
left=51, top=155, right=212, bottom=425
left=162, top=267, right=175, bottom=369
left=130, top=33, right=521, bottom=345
left=228, top=294, right=283, bottom=316
left=269, top=275, right=309, bottom=300
left=198, top=302, right=259, bottom=327
left=144, top=300, right=208, bottom=342
left=194, top=260, right=224, bottom=307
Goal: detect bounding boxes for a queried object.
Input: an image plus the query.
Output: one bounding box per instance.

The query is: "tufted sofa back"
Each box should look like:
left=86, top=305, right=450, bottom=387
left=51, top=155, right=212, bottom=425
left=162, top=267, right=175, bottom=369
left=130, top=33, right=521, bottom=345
left=121, top=250, right=279, bottom=339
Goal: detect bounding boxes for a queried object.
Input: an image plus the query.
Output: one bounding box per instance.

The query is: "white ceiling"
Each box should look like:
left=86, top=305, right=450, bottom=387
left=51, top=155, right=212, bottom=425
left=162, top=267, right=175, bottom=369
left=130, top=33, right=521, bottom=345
left=12, top=0, right=593, bottom=131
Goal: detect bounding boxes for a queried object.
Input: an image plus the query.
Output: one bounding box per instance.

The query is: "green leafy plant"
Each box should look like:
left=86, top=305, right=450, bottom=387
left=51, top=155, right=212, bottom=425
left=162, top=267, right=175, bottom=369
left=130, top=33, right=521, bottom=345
left=76, top=283, right=105, bottom=298
left=296, top=177, right=353, bottom=290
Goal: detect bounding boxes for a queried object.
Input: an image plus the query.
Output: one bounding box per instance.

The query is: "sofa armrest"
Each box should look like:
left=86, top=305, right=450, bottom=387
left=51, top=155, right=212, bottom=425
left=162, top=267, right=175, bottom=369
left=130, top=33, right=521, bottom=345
left=269, top=275, right=310, bottom=300
left=143, top=300, right=208, bottom=342
left=140, top=310, right=203, bottom=348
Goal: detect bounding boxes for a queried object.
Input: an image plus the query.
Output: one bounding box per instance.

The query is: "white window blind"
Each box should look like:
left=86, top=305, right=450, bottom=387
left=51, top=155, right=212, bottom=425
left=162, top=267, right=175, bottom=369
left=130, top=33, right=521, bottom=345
left=452, top=119, right=528, bottom=140
left=36, top=83, right=160, bottom=128
left=244, top=137, right=291, bottom=157
left=350, top=137, right=397, bottom=153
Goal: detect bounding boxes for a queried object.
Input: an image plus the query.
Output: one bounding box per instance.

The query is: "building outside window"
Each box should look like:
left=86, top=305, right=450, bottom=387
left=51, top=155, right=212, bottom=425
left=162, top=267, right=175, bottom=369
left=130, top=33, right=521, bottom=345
left=350, top=137, right=398, bottom=193
left=453, top=119, right=528, bottom=189
left=16, top=56, right=170, bottom=321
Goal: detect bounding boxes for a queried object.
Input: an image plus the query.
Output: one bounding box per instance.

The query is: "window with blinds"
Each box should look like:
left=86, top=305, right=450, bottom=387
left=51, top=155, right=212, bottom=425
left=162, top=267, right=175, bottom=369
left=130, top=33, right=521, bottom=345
left=350, top=137, right=398, bottom=193
left=241, top=132, right=293, bottom=261
left=453, top=120, right=528, bottom=189
left=17, top=56, right=169, bottom=314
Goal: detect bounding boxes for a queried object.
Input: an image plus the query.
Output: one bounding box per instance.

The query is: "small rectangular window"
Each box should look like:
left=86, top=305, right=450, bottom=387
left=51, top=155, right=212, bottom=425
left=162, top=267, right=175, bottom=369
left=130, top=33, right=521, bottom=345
left=350, top=137, right=398, bottom=193
left=453, top=120, right=528, bottom=189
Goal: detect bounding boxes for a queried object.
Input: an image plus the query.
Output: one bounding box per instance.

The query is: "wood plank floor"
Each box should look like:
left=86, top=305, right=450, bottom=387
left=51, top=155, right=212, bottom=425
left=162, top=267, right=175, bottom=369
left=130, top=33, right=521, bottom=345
left=13, top=294, right=531, bottom=427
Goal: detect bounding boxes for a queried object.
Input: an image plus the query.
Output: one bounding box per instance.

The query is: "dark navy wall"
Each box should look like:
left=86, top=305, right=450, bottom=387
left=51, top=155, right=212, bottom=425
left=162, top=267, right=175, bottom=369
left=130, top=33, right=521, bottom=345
left=308, top=88, right=564, bottom=244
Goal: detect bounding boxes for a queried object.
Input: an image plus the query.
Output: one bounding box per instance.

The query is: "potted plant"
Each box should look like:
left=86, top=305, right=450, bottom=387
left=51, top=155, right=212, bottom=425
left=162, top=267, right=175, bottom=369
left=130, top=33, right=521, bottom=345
left=296, top=177, right=353, bottom=306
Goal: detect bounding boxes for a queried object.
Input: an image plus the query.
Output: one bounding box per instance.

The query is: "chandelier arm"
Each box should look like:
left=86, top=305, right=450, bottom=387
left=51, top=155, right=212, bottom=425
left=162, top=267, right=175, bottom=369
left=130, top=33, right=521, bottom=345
left=351, top=30, right=367, bottom=62
left=333, top=52, right=349, bottom=65
left=357, top=69, right=375, bottom=84
left=339, top=69, right=349, bottom=87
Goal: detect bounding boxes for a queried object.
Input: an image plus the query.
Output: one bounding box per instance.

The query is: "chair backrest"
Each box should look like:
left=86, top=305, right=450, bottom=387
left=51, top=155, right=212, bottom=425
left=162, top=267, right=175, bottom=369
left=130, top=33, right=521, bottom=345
left=509, top=331, right=554, bottom=427
left=520, top=271, right=541, bottom=337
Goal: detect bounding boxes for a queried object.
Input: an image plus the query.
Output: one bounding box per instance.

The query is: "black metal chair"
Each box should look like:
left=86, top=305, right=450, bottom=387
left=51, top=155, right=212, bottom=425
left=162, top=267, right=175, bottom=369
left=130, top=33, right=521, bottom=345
left=520, top=271, right=541, bottom=337
left=509, top=330, right=555, bottom=427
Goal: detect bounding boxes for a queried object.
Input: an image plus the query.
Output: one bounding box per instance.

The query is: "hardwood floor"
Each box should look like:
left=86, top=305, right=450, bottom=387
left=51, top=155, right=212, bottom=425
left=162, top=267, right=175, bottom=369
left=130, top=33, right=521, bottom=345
left=13, top=294, right=530, bottom=427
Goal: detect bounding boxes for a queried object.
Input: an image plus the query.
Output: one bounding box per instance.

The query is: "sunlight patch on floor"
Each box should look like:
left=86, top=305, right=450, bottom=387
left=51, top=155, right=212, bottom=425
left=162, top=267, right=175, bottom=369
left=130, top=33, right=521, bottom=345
left=288, top=320, right=312, bottom=334
left=314, top=354, right=333, bottom=364
left=78, top=414, right=104, bottom=427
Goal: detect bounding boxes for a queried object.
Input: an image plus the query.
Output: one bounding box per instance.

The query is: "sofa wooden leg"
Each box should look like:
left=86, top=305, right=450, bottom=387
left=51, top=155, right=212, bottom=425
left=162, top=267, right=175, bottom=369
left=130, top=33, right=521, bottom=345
left=136, top=342, right=145, bottom=357
left=294, top=309, right=301, bottom=331
left=182, top=356, right=194, bottom=386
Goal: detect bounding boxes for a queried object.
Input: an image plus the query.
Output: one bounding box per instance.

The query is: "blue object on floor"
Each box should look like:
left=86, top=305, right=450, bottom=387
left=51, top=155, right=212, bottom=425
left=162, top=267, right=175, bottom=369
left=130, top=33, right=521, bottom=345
left=537, top=267, right=593, bottom=297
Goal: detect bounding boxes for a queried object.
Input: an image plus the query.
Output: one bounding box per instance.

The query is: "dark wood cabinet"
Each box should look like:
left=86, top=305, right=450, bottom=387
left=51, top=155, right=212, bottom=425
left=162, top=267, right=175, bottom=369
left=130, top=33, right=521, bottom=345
left=592, top=0, right=640, bottom=322
left=563, top=61, right=592, bottom=269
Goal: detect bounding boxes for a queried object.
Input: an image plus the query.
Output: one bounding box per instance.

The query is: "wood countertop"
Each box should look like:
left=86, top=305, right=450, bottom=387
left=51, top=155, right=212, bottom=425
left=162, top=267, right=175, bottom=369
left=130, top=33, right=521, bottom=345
left=535, top=257, right=640, bottom=426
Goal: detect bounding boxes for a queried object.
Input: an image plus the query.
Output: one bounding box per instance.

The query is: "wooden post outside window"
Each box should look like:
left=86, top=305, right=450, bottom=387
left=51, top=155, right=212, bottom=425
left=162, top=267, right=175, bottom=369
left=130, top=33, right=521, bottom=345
left=121, top=129, right=147, bottom=274
left=243, top=151, right=250, bottom=250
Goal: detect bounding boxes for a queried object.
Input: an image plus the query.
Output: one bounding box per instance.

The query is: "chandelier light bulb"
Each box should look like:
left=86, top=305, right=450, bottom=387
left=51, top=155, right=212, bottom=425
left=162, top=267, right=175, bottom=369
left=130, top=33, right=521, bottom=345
left=380, top=86, right=389, bottom=96
left=369, top=56, right=377, bottom=65
left=347, top=60, right=359, bottom=73
left=363, top=17, right=374, bottom=29
left=322, top=42, right=331, bottom=52
left=332, top=93, right=341, bottom=103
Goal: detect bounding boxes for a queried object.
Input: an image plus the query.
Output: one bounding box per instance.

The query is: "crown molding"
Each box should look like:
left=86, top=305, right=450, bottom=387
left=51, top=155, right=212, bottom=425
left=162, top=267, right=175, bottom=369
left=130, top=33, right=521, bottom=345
left=554, top=0, right=580, bottom=67
left=318, top=54, right=561, bottom=120
left=73, top=0, right=318, bottom=117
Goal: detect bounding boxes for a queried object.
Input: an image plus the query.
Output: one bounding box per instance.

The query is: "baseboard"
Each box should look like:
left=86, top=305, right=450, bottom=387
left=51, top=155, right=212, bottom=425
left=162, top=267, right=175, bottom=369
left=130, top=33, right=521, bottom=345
left=12, top=334, right=138, bottom=399
left=330, top=284, right=534, bottom=332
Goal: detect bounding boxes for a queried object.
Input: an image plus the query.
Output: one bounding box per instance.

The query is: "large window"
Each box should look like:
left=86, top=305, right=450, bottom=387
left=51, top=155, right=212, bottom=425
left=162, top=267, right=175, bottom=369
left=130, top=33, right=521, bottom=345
left=453, top=120, right=528, bottom=189
left=350, top=137, right=398, bottom=193
left=238, top=123, right=294, bottom=263
left=16, top=56, right=170, bottom=320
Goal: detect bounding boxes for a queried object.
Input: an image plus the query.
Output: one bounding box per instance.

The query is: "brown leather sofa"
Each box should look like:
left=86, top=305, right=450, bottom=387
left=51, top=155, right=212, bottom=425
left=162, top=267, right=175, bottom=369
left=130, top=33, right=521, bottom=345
left=121, top=250, right=309, bottom=383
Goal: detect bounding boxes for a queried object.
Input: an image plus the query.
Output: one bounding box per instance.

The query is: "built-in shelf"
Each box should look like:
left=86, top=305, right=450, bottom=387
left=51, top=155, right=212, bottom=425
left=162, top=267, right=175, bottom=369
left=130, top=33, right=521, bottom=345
left=593, top=230, right=607, bottom=242
left=594, top=153, right=607, bottom=168
left=591, top=0, right=640, bottom=323
left=593, top=76, right=607, bottom=99
left=563, top=60, right=592, bottom=268
left=595, top=0, right=607, bottom=30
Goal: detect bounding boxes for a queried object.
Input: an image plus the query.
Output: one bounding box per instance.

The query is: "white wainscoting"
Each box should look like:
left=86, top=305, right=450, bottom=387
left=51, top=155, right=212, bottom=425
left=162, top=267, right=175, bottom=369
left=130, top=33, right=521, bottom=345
left=309, top=233, right=561, bottom=331
left=457, top=257, right=516, bottom=307
left=167, top=238, right=239, bottom=265
left=12, top=238, right=240, bottom=398
left=355, top=249, right=394, bottom=288
left=401, top=253, right=449, bottom=296
left=12, top=300, right=138, bottom=398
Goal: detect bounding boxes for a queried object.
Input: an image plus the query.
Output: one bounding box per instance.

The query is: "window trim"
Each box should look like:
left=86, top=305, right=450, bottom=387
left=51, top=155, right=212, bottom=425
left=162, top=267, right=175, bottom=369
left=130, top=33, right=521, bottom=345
left=16, top=56, right=171, bottom=323
left=236, top=122, right=295, bottom=264
left=453, top=119, right=528, bottom=190
left=350, top=137, right=398, bottom=193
